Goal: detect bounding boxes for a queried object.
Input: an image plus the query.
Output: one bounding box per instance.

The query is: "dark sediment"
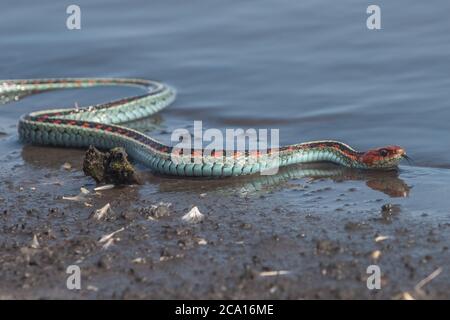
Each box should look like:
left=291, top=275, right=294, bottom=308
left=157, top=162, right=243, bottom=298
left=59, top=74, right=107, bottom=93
left=1, top=145, right=449, bottom=300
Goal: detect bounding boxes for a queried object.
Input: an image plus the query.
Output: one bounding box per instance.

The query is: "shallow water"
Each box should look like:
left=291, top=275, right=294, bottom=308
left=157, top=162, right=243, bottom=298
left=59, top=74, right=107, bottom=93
left=1, top=0, right=450, bottom=203
left=1, top=0, right=450, bottom=299
left=1, top=0, right=450, bottom=164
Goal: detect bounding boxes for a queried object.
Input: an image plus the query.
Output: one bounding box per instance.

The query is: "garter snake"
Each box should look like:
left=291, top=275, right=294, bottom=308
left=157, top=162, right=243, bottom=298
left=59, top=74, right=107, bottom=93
left=0, top=78, right=408, bottom=177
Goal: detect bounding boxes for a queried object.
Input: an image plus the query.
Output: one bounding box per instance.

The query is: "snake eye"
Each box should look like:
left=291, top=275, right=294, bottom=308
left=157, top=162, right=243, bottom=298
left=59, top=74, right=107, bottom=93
left=379, top=149, right=389, bottom=157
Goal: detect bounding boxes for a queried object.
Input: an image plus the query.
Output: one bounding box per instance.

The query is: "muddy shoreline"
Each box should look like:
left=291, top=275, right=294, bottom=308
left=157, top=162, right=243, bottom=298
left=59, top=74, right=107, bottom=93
left=1, top=145, right=449, bottom=299
left=2, top=0, right=450, bottom=301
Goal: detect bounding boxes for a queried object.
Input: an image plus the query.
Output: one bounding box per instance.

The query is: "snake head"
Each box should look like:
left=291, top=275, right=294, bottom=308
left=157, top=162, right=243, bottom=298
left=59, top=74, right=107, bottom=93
left=359, top=146, right=407, bottom=169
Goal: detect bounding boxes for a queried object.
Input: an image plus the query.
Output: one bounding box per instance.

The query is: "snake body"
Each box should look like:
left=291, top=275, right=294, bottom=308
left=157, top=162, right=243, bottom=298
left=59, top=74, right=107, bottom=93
left=0, top=78, right=406, bottom=177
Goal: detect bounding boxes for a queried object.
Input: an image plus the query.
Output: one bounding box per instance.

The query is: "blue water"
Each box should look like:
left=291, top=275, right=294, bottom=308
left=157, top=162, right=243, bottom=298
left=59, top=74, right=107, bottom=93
left=1, top=0, right=450, bottom=213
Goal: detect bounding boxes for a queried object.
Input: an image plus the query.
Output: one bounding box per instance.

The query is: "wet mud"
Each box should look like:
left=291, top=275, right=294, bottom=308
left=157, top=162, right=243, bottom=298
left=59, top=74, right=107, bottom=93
left=1, top=144, right=449, bottom=299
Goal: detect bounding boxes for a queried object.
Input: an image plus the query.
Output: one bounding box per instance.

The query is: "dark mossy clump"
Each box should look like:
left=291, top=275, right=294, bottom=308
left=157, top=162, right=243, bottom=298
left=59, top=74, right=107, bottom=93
left=83, top=146, right=141, bottom=185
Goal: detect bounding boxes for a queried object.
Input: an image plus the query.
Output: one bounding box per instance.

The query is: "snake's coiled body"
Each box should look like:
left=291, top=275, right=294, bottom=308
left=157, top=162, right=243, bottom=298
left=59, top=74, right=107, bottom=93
left=0, top=78, right=405, bottom=176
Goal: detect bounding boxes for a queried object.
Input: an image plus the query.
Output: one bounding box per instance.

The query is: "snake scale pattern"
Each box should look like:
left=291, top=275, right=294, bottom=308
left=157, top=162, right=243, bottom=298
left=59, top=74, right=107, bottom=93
left=0, top=78, right=407, bottom=177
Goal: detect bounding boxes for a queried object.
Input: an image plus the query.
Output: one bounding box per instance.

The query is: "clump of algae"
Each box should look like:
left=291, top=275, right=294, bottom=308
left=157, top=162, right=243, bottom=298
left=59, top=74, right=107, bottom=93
left=83, top=146, right=141, bottom=185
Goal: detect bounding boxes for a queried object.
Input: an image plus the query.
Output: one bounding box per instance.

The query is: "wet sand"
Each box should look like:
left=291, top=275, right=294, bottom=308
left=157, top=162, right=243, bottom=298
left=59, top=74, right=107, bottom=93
left=1, top=142, right=449, bottom=299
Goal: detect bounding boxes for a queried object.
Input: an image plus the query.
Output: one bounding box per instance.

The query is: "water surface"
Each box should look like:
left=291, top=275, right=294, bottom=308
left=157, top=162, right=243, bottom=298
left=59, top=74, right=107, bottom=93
left=2, top=0, right=450, bottom=205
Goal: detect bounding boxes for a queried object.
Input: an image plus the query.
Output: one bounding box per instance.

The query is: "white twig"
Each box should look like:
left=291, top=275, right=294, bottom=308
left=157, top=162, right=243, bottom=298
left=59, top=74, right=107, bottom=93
left=94, top=185, right=115, bottom=191
left=63, top=187, right=90, bottom=201
left=259, top=270, right=291, bottom=277
left=101, top=238, right=115, bottom=250
left=374, top=235, right=390, bottom=242
left=414, top=267, right=442, bottom=295
left=98, top=227, right=125, bottom=244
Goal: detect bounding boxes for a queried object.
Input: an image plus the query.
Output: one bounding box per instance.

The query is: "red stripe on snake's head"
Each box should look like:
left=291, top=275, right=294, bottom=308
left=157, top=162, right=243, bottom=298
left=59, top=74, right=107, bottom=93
left=359, top=145, right=406, bottom=168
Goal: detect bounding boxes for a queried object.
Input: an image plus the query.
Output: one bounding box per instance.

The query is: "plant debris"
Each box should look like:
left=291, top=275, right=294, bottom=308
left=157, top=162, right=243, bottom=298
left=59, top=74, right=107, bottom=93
left=98, top=227, right=125, bottom=244
left=137, top=202, right=173, bottom=220
left=414, top=267, right=442, bottom=295
left=259, top=270, right=291, bottom=277
left=83, top=146, right=141, bottom=185
left=375, top=235, right=390, bottom=242
left=101, top=238, right=115, bottom=250
left=30, top=234, right=40, bottom=249
left=396, top=267, right=443, bottom=300
left=91, top=203, right=112, bottom=220
left=132, top=257, right=146, bottom=264
left=62, top=187, right=90, bottom=201
left=94, top=184, right=115, bottom=191
left=182, top=206, right=204, bottom=223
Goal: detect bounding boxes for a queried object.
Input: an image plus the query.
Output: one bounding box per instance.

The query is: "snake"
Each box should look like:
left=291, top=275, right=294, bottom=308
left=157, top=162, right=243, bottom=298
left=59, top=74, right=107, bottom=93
left=0, top=78, right=408, bottom=177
